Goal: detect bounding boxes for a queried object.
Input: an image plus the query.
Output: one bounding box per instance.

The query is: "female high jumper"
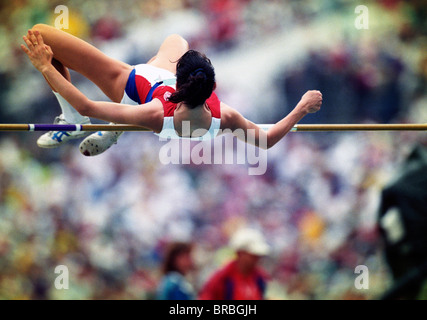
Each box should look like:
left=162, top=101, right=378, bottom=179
left=21, top=25, right=322, bottom=156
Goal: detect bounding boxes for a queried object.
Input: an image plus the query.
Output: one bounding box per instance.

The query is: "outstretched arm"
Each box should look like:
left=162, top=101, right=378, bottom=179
left=222, top=90, right=322, bottom=149
left=21, top=30, right=163, bottom=131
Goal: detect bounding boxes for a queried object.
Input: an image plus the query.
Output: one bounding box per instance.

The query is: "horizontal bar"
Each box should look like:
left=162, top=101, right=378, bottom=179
left=0, top=124, right=151, bottom=132
left=0, top=123, right=426, bottom=132
left=292, top=124, right=427, bottom=132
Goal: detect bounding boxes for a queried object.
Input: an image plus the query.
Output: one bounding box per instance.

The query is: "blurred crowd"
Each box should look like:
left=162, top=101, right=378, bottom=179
left=0, top=0, right=427, bottom=299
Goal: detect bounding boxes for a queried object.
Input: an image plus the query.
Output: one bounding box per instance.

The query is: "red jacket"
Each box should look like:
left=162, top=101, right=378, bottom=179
left=199, top=260, right=268, bottom=300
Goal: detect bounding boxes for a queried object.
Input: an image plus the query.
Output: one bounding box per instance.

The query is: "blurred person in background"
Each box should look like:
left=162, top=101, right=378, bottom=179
left=198, top=228, right=270, bottom=300
left=157, top=242, right=196, bottom=300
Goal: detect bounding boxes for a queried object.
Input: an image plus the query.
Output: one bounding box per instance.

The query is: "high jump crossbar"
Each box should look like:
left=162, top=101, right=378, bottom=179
left=0, top=124, right=426, bottom=132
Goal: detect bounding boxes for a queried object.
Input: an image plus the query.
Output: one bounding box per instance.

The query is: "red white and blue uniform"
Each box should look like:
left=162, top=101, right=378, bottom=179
left=198, top=260, right=268, bottom=300
left=121, top=64, right=222, bottom=140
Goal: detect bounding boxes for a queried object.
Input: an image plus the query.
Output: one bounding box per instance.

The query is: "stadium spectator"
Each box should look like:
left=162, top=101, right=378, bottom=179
left=157, top=242, right=196, bottom=300
left=199, top=228, right=270, bottom=300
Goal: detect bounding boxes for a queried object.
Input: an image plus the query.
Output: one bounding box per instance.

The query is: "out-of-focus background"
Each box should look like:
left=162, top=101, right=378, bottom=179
left=0, top=0, right=426, bottom=299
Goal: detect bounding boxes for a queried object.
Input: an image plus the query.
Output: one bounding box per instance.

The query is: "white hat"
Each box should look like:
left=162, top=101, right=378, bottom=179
left=229, top=228, right=270, bottom=256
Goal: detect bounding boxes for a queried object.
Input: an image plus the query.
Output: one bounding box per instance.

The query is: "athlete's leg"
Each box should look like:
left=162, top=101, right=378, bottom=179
left=79, top=35, right=189, bottom=157
left=35, top=57, right=91, bottom=148
left=148, top=34, right=189, bottom=74
left=30, top=24, right=132, bottom=102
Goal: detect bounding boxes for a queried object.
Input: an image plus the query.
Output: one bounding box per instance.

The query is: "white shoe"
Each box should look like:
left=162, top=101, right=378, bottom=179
left=37, top=114, right=91, bottom=148
left=79, top=127, right=124, bottom=156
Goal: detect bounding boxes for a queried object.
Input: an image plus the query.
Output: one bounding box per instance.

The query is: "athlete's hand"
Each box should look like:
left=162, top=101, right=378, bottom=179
left=298, top=90, right=322, bottom=114
left=21, top=30, right=53, bottom=73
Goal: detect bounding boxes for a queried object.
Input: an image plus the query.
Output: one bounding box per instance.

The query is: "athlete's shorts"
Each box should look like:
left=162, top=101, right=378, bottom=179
left=120, top=64, right=176, bottom=105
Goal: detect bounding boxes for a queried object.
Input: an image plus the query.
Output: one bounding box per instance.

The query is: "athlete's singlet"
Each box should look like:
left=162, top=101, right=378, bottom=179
left=122, top=64, right=221, bottom=141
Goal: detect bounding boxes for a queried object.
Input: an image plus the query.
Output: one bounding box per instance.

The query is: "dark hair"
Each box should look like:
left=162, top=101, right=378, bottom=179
left=162, top=242, right=193, bottom=275
left=169, top=50, right=216, bottom=108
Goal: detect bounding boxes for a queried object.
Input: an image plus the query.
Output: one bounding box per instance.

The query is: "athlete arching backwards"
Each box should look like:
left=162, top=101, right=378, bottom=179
left=21, top=25, right=322, bottom=156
